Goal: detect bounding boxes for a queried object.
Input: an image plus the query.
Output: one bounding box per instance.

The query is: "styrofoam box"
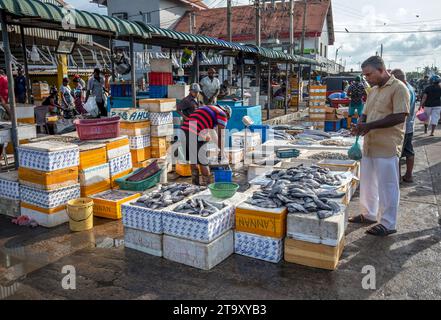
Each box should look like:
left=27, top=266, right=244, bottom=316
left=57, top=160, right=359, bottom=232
left=20, top=206, right=68, bottom=228
left=150, top=59, right=172, bottom=73
left=20, top=184, right=80, bottom=209
left=17, top=141, right=79, bottom=172
left=163, top=230, right=234, bottom=270
left=234, top=231, right=283, bottom=264
left=16, top=105, right=35, bottom=119
left=109, top=153, right=133, bottom=177
left=0, top=197, right=20, bottom=217
left=17, top=124, right=37, bottom=141
left=89, top=136, right=130, bottom=160
left=0, top=171, right=20, bottom=200
left=150, top=124, right=174, bottom=137
left=168, top=85, right=189, bottom=99
left=139, top=99, right=176, bottom=113
left=122, top=201, right=164, bottom=234
left=124, top=227, right=163, bottom=257
left=79, top=163, right=110, bottom=187
left=287, top=205, right=346, bottom=247
left=231, top=132, right=262, bottom=148
left=129, top=134, right=151, bottom=149
left=162, top=197, right=235, bottom=243
left=149, top=112, right=173, bottom=126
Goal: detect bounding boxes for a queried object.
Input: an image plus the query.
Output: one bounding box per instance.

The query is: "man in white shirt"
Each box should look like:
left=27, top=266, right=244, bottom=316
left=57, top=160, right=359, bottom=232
left=200, top=68, right=221, bottom=105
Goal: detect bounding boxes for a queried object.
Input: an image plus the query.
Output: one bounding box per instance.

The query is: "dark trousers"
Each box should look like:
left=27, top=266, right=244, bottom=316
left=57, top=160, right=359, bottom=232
left=97, top=101, right=107, bottom=117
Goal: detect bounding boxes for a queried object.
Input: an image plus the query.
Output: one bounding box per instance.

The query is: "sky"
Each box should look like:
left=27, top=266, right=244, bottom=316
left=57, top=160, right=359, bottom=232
left=72, top=0, right=441, bottom=72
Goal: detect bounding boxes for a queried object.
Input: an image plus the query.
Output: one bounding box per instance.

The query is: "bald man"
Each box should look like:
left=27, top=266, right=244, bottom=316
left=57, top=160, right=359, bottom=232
left=200, top=68, right=221, bottom=105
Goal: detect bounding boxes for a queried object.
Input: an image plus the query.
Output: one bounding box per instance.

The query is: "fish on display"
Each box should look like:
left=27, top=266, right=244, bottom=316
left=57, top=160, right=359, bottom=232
left=132, top=183, right=206, bottom=209
left=246, top=164, right=345, bottom=219
left=308, top=152, right=349, bottom=161
left=174, top=198, right=226, bottom=217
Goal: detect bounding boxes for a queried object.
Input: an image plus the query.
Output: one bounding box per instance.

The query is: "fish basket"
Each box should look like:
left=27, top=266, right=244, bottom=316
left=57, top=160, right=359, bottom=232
left=74, top=117, right=120, bottom=140
left=276, top=148, right=300, bottom=159
left=208, top=183, right=240, bottom=199
left=115, top=168, right=163, bottom=191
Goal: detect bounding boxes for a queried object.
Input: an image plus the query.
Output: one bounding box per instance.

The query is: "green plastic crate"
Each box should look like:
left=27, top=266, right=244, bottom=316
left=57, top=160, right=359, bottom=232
left=115, top=168, right=163, bottom=191
left=276, top=148, right=300, bottom=159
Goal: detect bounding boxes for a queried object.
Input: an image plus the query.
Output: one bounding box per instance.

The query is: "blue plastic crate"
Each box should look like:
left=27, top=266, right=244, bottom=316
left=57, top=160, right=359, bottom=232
left=213, top=169, right=233, bottom=183
left=111, top=83, right=132, bottom=97
left=324, top=120, right=342, bottom=132
left=217, top=100, right=244, bottom=107
left=249, top=125, right=271, bottom=143
left=149, top=85, right=168, bottom=98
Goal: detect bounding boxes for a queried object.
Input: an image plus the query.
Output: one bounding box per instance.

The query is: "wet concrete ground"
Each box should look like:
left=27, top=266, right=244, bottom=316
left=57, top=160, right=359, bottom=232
left=1, top=125, right=441, bottom=300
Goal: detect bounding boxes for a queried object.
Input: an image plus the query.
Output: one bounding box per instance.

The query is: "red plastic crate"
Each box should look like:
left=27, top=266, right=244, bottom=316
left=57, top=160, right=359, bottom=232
left=148, top=72, right=173, bottom=86
left=74, top=116, right=121, bottom=140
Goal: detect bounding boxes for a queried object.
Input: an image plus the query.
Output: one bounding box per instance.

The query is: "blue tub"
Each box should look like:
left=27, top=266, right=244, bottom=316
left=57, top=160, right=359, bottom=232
left=217, top=100, right=244, bottom=107
left=213, top=169, right=233, bottom=183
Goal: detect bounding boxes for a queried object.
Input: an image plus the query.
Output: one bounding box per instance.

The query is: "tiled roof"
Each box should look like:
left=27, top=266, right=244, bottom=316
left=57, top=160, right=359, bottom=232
left=174, top=0, right=334, bottom=45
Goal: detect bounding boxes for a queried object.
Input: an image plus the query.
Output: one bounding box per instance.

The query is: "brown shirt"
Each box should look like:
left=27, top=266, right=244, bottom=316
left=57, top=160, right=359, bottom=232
left=363, top=75, right=410, bottom=158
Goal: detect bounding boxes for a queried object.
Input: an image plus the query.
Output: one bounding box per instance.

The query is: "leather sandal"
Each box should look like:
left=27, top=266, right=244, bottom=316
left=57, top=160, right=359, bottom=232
left=348, top=215, right=377, bottom=224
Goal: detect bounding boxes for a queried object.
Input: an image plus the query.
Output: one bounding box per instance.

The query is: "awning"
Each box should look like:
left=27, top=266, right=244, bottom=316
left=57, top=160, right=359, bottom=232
left=0, top=0, right=149, bottom=39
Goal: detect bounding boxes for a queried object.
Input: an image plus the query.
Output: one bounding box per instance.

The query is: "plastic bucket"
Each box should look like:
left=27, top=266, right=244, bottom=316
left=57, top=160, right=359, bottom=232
left=67, top=198, right=94, bottom=232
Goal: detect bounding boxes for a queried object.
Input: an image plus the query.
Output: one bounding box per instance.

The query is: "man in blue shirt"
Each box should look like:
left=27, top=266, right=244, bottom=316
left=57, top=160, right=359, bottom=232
left=14, top=68, right=27, bottom=103
left=391, top=69, right=416, bottom=183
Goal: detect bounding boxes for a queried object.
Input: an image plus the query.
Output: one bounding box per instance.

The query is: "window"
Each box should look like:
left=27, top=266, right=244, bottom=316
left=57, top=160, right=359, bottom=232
left=112, top=12, right=128, bottom=20
left=145, top=12, right=151, bottom=23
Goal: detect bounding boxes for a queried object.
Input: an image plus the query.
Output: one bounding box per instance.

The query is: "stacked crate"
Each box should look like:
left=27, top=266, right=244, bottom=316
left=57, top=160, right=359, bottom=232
left=120, top=121, right=151, bottom=168
left=149, top=59, right=173, bottom=98
left=234, top=194, right=287, bottom=264
left=309, top=85, right=327, bottom=130
left=90, top=190, right=140, bottom=220
left=0, top=171, right=21, bottom=218
left=77, top=142, right=110, bottom=197
left=90, top=136, right=132, bottom=189
left=17, top=141, right=80, bottom=228
left=289, top=77, right=303, bottom=110
left=110, top=81, right=132, bottom=97
left=32, top=82, right=50, bottom=101
left=139, top=99, right=175, bottom=159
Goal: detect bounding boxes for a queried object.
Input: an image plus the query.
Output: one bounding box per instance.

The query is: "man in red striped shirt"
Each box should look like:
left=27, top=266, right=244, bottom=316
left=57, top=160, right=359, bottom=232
left=181, top=104, right=232, bottom=186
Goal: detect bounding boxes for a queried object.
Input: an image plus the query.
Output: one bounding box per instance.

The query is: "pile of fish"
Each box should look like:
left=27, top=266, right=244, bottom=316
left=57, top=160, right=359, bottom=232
left=174, top=198, right=226, bottom=217
left=320, top=139, right=353, bottom=147
left=308, top=152, right=349, bottom=160
left=133, top=183, right=206, bottom=209
left=246, top=165, right=346, bottom=219
left=273, top=131, right=296, bottom=141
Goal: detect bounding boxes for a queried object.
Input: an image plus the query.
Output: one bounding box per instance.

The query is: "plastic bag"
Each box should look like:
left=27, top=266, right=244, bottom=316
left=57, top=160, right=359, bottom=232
left=348, top=136, right=363, bottom=161
left=84, top=96, right=100, bottom=117
left=416, top=108, right=429, bottom=122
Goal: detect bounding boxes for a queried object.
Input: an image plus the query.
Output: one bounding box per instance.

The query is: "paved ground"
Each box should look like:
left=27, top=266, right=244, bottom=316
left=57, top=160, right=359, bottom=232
left=1, top=125, right=441, bottom=300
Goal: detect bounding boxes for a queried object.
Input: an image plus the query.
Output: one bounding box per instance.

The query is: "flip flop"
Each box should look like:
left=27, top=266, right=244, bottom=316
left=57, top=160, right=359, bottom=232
left=366, top=224, right=397, bottom=237
left=348, top=215, right=377, bottom=224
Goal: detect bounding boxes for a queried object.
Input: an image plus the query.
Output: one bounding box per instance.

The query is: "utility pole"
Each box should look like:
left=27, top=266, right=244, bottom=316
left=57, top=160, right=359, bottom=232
left=300, top=0, right=307, bottom=56
left=255, top=0, right=261, bottom=47
left=227, top=0, right=232, bottom=42
left=289, top=0, right=294, bottom=55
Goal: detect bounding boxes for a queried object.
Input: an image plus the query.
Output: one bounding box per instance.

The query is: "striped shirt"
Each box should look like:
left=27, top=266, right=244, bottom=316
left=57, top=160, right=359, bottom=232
left=181, top=105, right=228, bottom=135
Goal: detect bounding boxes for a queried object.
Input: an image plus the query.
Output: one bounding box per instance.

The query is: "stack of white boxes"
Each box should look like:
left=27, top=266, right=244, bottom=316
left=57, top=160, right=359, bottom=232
left=0, top=171, right=21, bottom=218
left=17, top=141, right=80, bottom=227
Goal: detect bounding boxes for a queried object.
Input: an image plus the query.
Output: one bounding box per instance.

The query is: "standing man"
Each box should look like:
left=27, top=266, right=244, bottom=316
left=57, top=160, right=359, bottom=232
left=347, top=76, right=367, bottom=117
left=0, top=69, right=10, bottom=119
left=15, top=68, right=27, bottom=103
left=200, top=68, right=221, bottom=105
left=176, top=83, right=201, bottom=121
left=86, top=68, right=107, bottom=117
left=420, top=75, right=441, bottom=136
left=391, top=69, right=417, bottom=183
left=349, top=56, right=410, bottom=237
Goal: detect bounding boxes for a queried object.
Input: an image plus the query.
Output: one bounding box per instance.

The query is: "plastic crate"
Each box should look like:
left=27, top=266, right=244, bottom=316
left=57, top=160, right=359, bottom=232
left=213, top=169, right=233, bottom=183
left=149, top=72, right=173, bottom=86
left=217, top=100, right=243, bottom=107
left=276, top=148, right=300, bottom=159
left=111, top=83, right=132, bottom=97
left=115, top=168, right=163, bottom=191
left=324, top=120, right=342, bottom=132
left=249, top=125, right=271, bottom=143
left=149, top=85, right=168, bottom=98
left=74, top=117, right=121, bottom=140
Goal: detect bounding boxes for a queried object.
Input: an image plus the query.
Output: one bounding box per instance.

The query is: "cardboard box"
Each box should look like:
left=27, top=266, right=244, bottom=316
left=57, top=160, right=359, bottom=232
left=284, top=237, right=345, bottom=271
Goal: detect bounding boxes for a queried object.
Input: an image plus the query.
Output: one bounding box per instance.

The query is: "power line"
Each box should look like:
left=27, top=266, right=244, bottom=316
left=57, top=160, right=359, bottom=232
left=333, top=29, right=441, bottom=34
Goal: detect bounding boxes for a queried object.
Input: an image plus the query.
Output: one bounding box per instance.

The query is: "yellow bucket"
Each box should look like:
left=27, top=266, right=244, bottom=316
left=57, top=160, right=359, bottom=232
left=67, top=198, right=94, bottom=232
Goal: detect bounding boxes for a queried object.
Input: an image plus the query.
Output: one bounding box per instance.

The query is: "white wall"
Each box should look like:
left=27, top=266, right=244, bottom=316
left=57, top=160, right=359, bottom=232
left=159, top=0, right=188, bottom=29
